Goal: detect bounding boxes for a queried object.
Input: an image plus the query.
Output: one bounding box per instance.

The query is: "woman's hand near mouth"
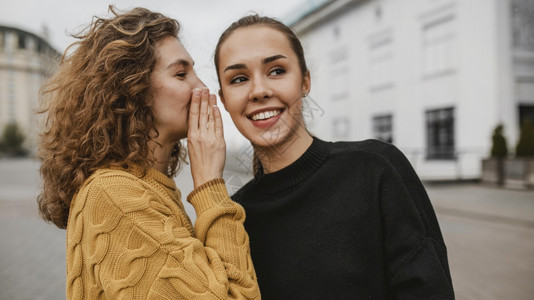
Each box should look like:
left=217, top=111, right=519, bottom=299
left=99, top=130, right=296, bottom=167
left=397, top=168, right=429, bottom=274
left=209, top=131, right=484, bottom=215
left=187, top=87, right=226, bottom=188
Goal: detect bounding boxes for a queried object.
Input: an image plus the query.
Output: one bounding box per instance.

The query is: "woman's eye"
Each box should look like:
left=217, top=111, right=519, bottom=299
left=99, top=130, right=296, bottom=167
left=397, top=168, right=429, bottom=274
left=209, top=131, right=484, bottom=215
left=230, top=76, right=247, bottom=84
left=269, top=68, right=286, bottom=76
left=175, top=72, right=186, bottom=78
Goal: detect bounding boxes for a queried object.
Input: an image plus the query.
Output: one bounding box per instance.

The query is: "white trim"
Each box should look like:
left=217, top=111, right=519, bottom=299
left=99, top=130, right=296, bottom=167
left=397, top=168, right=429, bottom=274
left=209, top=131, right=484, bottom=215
left=292, top=0, right=369, bottom=34
left=418, top=2, right=456, bottom=27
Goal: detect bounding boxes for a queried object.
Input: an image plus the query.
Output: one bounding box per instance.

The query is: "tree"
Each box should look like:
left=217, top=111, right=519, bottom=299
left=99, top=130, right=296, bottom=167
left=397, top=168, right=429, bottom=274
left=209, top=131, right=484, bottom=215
left=516, top=119, right=534, bottom=157
left=0, top=122, right=28, bottom=157
left=490, top=124, right=508, bottom=158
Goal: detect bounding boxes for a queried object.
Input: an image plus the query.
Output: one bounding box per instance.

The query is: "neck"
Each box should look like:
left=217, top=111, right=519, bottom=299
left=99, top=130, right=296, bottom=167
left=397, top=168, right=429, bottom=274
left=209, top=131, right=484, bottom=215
left=256, top=131, right=313, bottom=174
left=147, top=140, right=175, bottom=176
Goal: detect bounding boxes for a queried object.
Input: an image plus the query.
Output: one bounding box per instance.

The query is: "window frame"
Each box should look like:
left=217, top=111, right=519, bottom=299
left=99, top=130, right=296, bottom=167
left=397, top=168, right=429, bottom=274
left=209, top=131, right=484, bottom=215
left=425, top=107, right=455, bottom=160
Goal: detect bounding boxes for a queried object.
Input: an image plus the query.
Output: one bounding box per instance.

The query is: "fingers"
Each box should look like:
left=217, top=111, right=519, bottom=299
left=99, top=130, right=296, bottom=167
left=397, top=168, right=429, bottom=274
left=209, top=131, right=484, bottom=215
left=207, top=94, right=224, bottom=139
left=208, top=94, right=216, bottom=129
left=208, top=93, right=216, bottom=112
left=187, top=89, right=226, bottom=188
left=189, top=87, right=222, bottom=137
left=188, top=88, right=201, bottom=135
left=213, top=104, right=224, bottom=139
left=199, top=88, right=209, bottom=134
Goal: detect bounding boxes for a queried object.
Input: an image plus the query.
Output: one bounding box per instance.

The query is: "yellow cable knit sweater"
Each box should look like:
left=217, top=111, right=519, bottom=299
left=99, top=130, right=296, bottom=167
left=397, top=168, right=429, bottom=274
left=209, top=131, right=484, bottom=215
left=66, top=166, right=260, bottom=299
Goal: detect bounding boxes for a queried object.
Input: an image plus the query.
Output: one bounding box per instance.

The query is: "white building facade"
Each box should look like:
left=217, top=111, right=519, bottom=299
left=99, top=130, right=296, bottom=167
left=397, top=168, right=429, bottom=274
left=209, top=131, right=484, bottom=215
left=288, top=0, right=534, bottom=180
left=0, top=25, right=60, bottom=151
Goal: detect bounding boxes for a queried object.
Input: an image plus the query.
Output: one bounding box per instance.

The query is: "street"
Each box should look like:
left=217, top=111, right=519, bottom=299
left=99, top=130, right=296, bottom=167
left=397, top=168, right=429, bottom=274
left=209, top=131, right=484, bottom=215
left=1, top=158, right=533, bottom=299
left=426, top=183, right=534, bottom=299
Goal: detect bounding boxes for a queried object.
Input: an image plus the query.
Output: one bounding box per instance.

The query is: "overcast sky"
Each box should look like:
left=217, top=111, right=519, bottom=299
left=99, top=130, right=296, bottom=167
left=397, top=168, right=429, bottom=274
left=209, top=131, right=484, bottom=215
left=0, top=0, right=308, bottom=148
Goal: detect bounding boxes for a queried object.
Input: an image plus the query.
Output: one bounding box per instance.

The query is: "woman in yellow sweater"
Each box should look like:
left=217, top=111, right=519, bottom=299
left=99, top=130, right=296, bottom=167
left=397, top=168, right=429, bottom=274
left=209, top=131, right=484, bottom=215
left=37, top=6, right=259, bottom=299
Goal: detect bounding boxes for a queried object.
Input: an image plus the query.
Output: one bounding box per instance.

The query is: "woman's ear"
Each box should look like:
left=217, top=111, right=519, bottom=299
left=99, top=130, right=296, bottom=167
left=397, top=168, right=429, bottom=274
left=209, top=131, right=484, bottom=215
left=302, top=70, right=311, bottom=96
left=218, top=89, right=228, bottom=111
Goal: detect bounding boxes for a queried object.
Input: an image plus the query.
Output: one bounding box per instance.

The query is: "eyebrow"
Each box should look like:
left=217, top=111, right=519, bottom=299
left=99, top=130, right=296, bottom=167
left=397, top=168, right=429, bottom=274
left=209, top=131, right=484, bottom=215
left=167, top=59, right=193, bottom=69
left=223, top=54, right=287, bottom=73
left=263, top=54, right=286, bottom=65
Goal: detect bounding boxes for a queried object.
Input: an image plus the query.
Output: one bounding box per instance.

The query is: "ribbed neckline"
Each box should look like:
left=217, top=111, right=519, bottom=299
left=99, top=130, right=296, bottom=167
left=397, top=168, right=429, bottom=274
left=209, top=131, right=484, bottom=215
left=122, top=164, right=177, bottom=191
left=145, top=167, right=177, bottom=190
left=252, top=137, right=332, bottom=194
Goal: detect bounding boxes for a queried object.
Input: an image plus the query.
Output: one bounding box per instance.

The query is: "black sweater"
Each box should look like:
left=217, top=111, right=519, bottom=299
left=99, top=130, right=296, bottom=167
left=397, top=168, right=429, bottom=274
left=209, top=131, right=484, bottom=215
left=233, top=138, right=454, bottom=299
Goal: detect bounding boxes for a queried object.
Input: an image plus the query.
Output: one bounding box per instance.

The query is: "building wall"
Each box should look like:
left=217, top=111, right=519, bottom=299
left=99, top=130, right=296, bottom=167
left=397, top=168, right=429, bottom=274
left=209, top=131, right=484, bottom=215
left=293, top=0, right=520, bottom=180
left=0, top=26, right=59, bottom=152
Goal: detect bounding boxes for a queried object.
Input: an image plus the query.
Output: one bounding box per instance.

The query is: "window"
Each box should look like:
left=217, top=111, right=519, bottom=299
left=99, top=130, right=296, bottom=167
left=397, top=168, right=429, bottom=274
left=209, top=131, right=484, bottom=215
left=368, top=31, right=393, bottom=90
left=512, top=0, right=534, bottom=52
left=422, top=15, right=456, bottom=76
left=373, top=114, right=393, bottom=144
left=18, top=33, right=26, bottom=49
left=329, top=46, right=350, bottom=100
left=426, top=107, right=455, bottom=160
left=329, top=46, right=348, bottom=64
left=329, top=67, right=349, bottom=100
left=519, top=105, right=534, bottom=127
left=332, top=117, right=351, bottom=139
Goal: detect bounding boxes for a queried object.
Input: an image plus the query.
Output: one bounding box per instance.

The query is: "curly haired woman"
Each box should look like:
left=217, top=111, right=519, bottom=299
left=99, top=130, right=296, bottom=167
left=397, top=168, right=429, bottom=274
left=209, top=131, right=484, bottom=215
left=37, top=6, right=259, bottom=299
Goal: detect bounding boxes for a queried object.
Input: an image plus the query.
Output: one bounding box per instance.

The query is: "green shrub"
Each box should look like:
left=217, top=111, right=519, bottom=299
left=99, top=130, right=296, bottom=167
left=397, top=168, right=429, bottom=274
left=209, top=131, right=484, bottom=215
left=516, top=119, right=534, bottom=157
left=0, top=122, right=28, bottom=157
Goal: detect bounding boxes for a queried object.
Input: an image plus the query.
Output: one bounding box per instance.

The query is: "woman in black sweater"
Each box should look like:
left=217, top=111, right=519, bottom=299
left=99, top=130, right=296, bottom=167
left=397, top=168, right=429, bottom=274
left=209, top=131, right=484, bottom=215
left=213, top=14, right=454, bottom=299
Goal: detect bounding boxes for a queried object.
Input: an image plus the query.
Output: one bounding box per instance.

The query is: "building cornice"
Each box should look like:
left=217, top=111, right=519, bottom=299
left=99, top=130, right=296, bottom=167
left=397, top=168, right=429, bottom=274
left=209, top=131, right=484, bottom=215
left=289, top=0, right=370, bottom=35
left=0, top=24, right=60, bottom=56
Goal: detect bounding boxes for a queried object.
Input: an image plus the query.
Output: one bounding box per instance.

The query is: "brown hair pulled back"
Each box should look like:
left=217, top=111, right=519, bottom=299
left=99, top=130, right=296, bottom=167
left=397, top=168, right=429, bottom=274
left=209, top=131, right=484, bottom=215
left=38, top=6, right=183, bottom=229
left=214, top=14, right=308, bottom=82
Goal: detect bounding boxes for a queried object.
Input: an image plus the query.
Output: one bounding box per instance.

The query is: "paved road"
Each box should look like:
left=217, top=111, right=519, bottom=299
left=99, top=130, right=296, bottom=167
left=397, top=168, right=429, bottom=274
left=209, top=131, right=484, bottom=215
left=426, top=183, right=534, bottom=299
left=1, top=158, right=533, bottom=299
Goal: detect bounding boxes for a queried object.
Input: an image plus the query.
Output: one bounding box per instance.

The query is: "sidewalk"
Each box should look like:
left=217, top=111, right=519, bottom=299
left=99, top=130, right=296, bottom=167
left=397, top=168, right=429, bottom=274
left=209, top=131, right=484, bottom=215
left=0, top=158, right=65, bottom=299
left=426, top=182, right=534, bottom=226
left=425, top=182, right=534, bottom=300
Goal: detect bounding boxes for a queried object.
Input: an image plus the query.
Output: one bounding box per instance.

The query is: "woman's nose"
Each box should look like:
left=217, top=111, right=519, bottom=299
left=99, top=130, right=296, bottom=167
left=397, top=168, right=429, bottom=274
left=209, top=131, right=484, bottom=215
left=249, top=77, right=273, bottom=101
left=191, top=73, right=206, bottom=90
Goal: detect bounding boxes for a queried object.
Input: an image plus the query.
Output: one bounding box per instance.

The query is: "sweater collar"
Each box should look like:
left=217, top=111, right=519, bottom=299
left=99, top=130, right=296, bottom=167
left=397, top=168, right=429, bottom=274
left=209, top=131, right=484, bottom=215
left=124, top=164, right=177, bottom=191
left=146, top=167, right=177, bottom=190
left=252, top=137, right=332, bottom=193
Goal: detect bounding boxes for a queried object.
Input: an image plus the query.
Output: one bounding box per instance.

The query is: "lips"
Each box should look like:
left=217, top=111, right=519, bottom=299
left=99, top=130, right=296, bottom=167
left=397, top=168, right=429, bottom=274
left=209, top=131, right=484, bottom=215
left=248, top=108, right=284, bottom=120
left=250, top=109, right=282, bottom=121
left=247, top=107, right=285, bottom=128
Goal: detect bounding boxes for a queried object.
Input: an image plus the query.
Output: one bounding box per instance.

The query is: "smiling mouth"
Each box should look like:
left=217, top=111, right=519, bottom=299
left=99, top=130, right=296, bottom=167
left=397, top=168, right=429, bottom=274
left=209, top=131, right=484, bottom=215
left=249, top=109, right=284, bottom=121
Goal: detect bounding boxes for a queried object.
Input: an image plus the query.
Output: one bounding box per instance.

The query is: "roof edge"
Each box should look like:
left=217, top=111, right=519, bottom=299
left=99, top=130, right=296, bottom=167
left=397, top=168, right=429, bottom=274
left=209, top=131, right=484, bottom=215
left=0, top=24, right=60, bottom=55
left=288, top=0, right=370, bottom=35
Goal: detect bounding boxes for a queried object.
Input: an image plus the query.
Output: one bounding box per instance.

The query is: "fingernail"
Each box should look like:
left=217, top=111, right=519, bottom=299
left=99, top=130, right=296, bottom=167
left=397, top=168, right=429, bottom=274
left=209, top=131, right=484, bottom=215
left=193, top=88, right=201, bottom=96
left=202, top=87, right=209, bottom=94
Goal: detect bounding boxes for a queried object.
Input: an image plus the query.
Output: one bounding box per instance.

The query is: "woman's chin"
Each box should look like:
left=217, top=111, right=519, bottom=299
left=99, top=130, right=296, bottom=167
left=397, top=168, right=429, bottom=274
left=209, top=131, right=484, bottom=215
left=249, top=134, right=286, bottom=150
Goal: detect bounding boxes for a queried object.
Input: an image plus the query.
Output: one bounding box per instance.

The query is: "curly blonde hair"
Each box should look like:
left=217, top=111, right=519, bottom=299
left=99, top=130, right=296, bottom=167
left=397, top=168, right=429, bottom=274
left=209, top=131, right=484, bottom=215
left=38, top=6, right=185, bottom=229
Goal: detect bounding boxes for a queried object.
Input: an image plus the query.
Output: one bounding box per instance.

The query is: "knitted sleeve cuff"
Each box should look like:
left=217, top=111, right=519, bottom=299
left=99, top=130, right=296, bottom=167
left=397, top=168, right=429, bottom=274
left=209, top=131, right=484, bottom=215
left=186, top=178, right=233, bottom=217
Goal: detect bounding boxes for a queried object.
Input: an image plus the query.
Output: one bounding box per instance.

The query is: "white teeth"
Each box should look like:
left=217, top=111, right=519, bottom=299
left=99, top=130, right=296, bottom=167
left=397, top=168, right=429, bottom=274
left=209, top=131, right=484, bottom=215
left=251, top=110, right=281, bottom=121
